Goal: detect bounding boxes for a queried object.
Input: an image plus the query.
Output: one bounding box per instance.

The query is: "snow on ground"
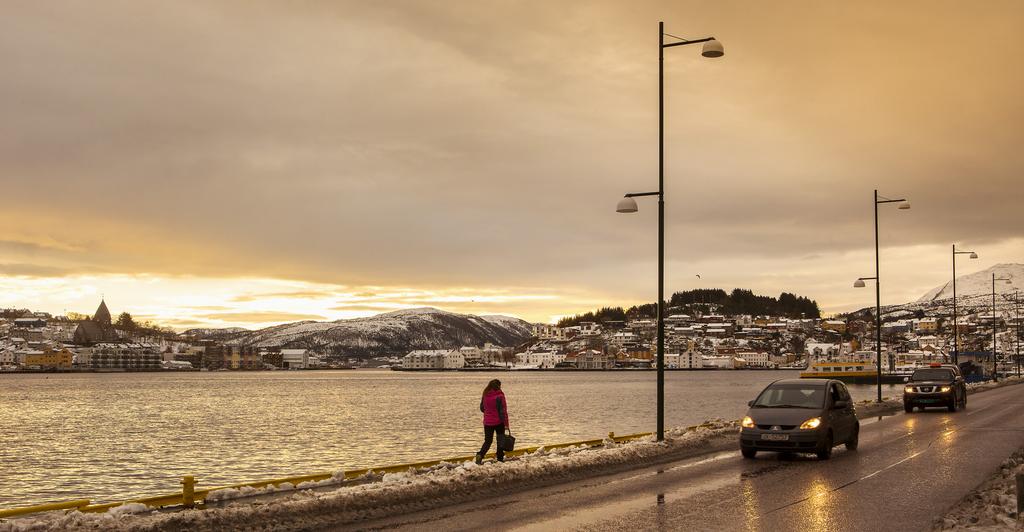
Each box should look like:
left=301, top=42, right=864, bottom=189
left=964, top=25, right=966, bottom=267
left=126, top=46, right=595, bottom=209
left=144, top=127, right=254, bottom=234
left=934, top=449, right=1024, bottom=530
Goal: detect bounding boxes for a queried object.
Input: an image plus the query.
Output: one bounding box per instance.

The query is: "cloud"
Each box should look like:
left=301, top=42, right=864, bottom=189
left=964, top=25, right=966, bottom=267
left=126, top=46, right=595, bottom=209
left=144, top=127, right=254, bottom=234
left=195, top=311, right=327, bottom=323
left=0, top=263, right=75, bottom=277
left=230, top=290, right=339, bottom=303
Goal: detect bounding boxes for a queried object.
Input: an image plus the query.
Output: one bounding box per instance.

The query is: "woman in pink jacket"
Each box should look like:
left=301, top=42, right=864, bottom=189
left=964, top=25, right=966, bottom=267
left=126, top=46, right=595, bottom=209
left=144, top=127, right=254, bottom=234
left=475, top=379, right=509, bottom=464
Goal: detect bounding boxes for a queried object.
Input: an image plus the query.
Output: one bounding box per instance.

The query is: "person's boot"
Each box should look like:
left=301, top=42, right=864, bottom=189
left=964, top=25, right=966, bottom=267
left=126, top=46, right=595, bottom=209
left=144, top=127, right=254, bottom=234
left=475, top=453, right=483, bottom=465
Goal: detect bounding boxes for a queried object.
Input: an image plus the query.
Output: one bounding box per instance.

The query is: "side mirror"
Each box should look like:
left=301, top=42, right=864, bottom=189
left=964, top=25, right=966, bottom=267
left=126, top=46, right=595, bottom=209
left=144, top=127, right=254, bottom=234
left=903, top=377, right=909, bottom=383
left=747, top=400, right=754, bottom=407
left=834, top=400, right=848, bottom=409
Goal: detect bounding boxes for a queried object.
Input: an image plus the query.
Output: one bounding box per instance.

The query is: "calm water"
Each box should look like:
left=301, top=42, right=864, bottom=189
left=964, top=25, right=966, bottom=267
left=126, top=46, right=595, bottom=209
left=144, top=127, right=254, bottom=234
left=0, top=370, right=902, bottom=506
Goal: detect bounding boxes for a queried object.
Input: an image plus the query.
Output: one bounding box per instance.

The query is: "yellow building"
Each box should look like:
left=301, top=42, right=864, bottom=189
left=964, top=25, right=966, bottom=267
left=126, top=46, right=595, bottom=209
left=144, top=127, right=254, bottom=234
left=23, top=349, right=73, bottom=369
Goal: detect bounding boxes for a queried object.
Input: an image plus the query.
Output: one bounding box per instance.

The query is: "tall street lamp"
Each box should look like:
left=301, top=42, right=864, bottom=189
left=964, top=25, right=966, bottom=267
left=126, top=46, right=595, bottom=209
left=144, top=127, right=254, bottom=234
left=1003, top=289, right=1021, bottom=378
left=854, top=190, right=909, bottom=403
left=617, top=22, right=723, bottom=442
left=991, top=273, right=1012, bottom=381
left=951, top=245, right=978, bottom=365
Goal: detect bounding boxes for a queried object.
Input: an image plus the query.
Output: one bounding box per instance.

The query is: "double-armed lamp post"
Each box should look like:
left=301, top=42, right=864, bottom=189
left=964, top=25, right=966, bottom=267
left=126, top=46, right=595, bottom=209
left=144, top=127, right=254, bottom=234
left=991, top=273, right=1012, bottom=381
left=951, top=245, right=978, bottom=365
left=616, top=22, right=723, bottom=441
left=854, top=190, right=909, bottom=403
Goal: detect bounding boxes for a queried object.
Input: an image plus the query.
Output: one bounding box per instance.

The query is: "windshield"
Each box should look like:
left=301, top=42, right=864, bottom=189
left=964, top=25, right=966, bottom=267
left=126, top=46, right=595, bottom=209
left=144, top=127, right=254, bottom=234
left=752, top=385, right=825, bottom=409
left=911, top=368, right=954, bottom=381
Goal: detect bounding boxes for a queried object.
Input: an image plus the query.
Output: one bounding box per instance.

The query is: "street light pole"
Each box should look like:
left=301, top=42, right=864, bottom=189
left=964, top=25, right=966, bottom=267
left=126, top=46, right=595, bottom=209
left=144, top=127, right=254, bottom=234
left=863, top=190, right=910, bottom=403
left=992, top=273, right=1012, bottom=381
left=617, top=23, right=722, bottom=442
left=951, top=245, right=978, bottom=366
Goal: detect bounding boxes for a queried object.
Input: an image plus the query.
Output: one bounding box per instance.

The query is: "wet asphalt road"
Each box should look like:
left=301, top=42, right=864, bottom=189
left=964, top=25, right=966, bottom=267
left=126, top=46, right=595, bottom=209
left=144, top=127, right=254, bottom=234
left=351, top=383, right=1024, bottom=532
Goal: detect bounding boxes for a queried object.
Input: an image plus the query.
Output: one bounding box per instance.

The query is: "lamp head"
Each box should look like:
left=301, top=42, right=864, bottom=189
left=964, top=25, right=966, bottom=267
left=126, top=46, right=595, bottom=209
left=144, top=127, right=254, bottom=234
left=853, top=279, right=866, bottom=288
left=701, top=39, right=724, bottom=58
left=616, top=196, right=639, bottom=213
left=898, top=200, right=911, bottom=210
left=970, top=252, right=979, bottom=259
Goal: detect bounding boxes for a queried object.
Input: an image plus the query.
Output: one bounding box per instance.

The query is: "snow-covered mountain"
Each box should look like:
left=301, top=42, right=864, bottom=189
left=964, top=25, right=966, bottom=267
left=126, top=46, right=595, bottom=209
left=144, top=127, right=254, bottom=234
left=845, top=263, right=1022, bottom=323
left=185, top=308, right=533, bottom=357
left=917, top=263, right=1023, bottom=302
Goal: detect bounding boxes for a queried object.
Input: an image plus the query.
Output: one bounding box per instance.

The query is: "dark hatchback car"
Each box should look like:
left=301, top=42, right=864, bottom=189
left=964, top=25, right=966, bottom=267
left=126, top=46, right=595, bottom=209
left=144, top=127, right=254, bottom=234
left=903, top=366, right=967, bottom=412
left=740, top=379, right=859, bottom=460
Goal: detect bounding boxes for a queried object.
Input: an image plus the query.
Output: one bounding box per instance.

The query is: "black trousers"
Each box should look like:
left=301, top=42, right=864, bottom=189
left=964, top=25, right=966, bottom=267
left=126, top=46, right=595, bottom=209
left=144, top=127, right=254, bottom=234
left=478, top=424, right=506, bottom=461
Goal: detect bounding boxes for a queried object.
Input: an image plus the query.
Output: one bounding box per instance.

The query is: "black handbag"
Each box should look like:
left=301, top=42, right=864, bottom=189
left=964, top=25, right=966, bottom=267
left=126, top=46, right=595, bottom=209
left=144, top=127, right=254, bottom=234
left=501, top=429, right=516, bottom=452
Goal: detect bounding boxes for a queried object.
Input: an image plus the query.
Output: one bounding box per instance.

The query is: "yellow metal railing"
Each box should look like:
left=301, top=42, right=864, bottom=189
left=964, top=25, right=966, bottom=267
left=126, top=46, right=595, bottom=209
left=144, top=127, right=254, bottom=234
left=1, top=429, right=670, bottom=519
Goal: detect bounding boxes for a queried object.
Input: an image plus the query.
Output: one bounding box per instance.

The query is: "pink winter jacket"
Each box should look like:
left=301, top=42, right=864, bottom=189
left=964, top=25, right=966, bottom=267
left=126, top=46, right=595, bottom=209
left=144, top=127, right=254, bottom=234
left=480, top=390, right=508, bottom=427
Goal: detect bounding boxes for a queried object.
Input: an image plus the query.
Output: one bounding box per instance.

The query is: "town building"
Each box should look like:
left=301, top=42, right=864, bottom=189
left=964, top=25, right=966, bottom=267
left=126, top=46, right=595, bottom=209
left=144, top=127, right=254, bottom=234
left=22, top=349, right=73, bottom=369
left=281, top=349, right=310, bottom=369
left=575, top=349, right=613, bottom=369
left=72, top=300, right=121, bottom=345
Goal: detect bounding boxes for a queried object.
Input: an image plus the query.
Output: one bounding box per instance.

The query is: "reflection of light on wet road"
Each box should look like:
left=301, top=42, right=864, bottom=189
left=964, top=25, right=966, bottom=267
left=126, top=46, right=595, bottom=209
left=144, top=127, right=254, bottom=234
left=799, top=477, right=833, bottom=530
left=740, top=480, right=760, bottom=532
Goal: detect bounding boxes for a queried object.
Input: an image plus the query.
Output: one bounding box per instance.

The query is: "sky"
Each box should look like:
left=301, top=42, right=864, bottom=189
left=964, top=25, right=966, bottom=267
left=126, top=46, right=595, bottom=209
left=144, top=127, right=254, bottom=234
left=1, top=1, right=1022, bottom=329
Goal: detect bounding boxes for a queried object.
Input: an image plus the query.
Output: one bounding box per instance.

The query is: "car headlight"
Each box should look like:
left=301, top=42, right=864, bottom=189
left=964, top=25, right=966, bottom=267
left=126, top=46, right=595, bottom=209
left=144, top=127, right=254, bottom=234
left=905, top=386, right=914, bottom=393
left=940, top=386, right=951, bottom=392
left=741, top=416, right=755, bottom=428
left=799, top=417, right=821, bottom=430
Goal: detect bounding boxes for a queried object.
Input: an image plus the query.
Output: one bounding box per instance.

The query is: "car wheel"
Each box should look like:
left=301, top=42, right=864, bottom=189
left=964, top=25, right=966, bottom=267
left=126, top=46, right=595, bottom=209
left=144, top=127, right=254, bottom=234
left=948, top=399, right=957, bottom=412
left=846, top=425, right=859, bottom=451
left=904, top=403, right=913, bottom=413
left=816, top=432, right=833, bottom=460
left=741, top=448, right=757, bottom=459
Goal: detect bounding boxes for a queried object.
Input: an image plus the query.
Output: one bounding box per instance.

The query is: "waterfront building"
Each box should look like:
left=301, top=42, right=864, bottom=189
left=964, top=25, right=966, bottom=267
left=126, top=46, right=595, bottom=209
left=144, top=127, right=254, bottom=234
left=88, top=343, right=161, bottom=370
left=517, top=351, right=565, bottom=368
left=281, top=349, right=310, bottom=369
left=22, top=348, right=73, bottom=369
left=575, top=349, right=613, bottom=369
left=738, top=351, right=771, bottom=367
left=401, top=350, right=446, bottom=369
left=210, top=345, right=261, bottom=370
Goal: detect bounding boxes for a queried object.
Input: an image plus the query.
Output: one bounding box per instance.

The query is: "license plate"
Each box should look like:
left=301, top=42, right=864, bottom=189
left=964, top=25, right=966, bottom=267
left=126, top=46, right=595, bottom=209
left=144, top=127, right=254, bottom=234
left=761, top=434, right=789, bottom=441
left=918, top=399, right=938, bottom=403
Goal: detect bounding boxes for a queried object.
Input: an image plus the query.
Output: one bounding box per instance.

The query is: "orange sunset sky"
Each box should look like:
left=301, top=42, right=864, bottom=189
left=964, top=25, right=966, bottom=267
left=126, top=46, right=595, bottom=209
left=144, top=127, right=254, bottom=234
left=1, top=1, right=1022, bottom=329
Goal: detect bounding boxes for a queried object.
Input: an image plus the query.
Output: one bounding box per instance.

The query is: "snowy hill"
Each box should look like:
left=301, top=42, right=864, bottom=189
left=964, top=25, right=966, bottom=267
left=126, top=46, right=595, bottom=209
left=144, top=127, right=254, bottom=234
left=185, top=308, right=533, bottom=357
left=845, top=263, right=1022, bottom=323
left=917, top=263, right=1023, bottom=302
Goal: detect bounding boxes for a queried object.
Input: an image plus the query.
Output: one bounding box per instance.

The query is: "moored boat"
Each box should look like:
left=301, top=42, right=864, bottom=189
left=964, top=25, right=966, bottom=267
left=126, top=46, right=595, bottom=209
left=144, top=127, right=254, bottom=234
left=799, top=361, right=906, bottom=384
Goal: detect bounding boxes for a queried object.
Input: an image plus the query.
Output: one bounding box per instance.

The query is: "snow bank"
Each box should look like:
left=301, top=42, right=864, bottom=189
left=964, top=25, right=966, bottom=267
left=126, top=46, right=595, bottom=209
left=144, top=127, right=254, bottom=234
left=934, top=448, right=1024, bottom=530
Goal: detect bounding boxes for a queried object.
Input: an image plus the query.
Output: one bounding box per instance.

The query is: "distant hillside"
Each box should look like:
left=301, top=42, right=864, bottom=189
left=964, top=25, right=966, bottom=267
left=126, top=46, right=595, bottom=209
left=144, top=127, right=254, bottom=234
left=558, top=288, right=821, bottom=327
left=184, top=308, right=533, bottom=357
left=181, top=327, right=250, bottom=340
left=845, top=263, right=1023, bottom=323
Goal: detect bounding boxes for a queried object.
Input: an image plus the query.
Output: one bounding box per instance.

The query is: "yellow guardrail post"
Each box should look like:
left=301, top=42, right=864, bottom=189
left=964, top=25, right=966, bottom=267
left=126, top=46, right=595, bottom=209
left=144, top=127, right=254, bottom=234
left=182, top=475, right=196, bottom=508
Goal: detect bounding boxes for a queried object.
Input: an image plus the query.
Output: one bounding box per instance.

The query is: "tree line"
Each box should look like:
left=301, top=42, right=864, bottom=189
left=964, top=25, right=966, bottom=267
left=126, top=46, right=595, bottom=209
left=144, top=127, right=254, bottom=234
left=557, top=288, right=821, bottom=327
